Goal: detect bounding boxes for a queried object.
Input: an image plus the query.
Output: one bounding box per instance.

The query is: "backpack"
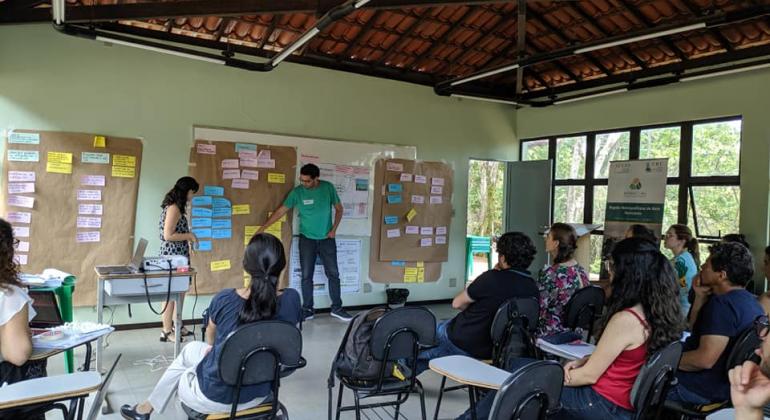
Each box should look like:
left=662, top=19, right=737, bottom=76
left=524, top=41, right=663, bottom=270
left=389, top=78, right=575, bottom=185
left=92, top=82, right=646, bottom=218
left=332, top=306, right=393, bottom=382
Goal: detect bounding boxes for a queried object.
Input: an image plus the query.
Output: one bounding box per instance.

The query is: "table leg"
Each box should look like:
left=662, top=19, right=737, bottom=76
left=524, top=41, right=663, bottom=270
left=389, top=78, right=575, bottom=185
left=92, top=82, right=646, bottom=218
left=174, top=293, right=181, bottom=357
left=96, top=279, right=105, bottom=374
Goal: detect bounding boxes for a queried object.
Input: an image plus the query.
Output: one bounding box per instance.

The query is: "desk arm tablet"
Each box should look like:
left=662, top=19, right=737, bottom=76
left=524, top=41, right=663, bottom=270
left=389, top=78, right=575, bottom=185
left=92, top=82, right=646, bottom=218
left=0, top=371, right=101, bottom=410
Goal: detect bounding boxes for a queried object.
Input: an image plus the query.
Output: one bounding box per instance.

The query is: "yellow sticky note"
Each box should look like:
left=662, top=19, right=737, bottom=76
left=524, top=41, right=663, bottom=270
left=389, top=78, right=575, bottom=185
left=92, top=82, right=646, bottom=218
left=417, top=268, right=425, bottom=283
left=211, top=260, right=231, bottom=271
left=404, top=267, right=419, bottom=276
left=406, top=208, right=417, bottom=222
left=267, top=173, right=285, bottom=183
left=48, top=151, right=73, bottom=164
left=245, top=226, right=259, bottom=245
left=404, top=274, right=417, bottom=283
left=268, top=211, right=287, bottom=223
left=232, top=204, right=251, bottom=215
left=265, top=222, right=282, bottom=238
left=111, top=165, right=135, bottom=178
left=46, top=161, right=72, bottom=174
left=94, top=136, right=106, bottom=148
left=243, top=273, right=251, bottom=288
left=113, top=154, right=136, bottom=167
left=416, top=261, right=424, bottom=268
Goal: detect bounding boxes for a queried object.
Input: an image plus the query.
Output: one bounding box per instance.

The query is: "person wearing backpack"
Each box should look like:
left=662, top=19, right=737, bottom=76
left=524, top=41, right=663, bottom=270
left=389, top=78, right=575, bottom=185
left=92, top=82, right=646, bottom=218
left=415, top=232, right=539, bottom=374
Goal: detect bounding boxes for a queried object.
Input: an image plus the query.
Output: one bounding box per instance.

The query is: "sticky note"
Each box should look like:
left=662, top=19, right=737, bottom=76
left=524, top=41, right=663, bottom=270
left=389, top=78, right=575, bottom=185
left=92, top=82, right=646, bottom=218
left=7, top=212, right=31, bottom=224
left=420, top=238, right=433, bottom=247
left=46, top=152, right=72, bottom=164
left=403, top=275, right=417, bottom=283
left=222, top=169, right=240, bottom=179
left=8, top=183, right=34, bottom=194
left=213, top=207, right=231, bottom=218
left=211, top=260, right=231, bottom=271
left=417, top=268, right=425, bottom=282
left=388, top=184, right=403, bottom=193
left=387, top=228, right=401, bottom=238
left=212, top=219, right=232, bottom=229
left=406, top=208, right=417, bottom=222
left=192, top=196, right=212, bottom=206
left=46, top=162, right=72, bottom=174
left=404, top=267, right=419, bottom=276
left=14, top=254, right=28, bottom=266
left=196, top=240, right=212, bottom=251
left=414, top=175, right=427, bottom=184
left=191, top=218, right=212, bottom=228
left=113, top=155, right=136, bottom=167
left=235, top=143, right=257, bottom=153
left=221, top=159, right=239, bottom=169
left=387, top=194, right=402, bottom=204
left=78, top=204, right=103, bottom=215
left=244, top=226, right=259, bottom=244
left=384, top=215, right=398, bottom=225
left=77, top=189, right=101, bottom=201
left=430, top=196, right=443, bottom=205
left=241, top=170, right=259, bottom=180
left=258, top=150, right=271, bottom=159
left=94, top=135, right=106, bottom=148
left=267, top=173, right=285, bottom=183
left=81, top=152, right=110, bottom=164
left=212, top=229, right=232, bottom=239
left=197, top=144, right=216, bottom=155
left=232, top=179, right=249, bottom=189
left=417, top=261, right=424, bottom=268
left=268, top=212, right=288, bottom=223
left=8, top=195, right=34, bottom=209
left=240, top=158, right=258, bottom=168
left=8, top=132, right=39, bottom=144
left=192, top=207, right=213, bottom=217
left=232, top=204, right=250, bottom=215
left=265, top=223, right=282, bottom=238
left=81, top=175, right=106, bottom=186
left=387, top=162, right=404, bottom=172
left=405, top=226, right=419, bottom=235
left=111, top=165, right=135, bottom=178
left=257, top=159, right=275, bottom=169
left=192, top=228, right=212, bottom=238
left=436, top=226, right=447, bottom=235
left=420, top=227, right=434, bottom=235
left=8, top=171, right=35, bottom=182
left=16, top=241, right=29, bottom=252
left=76, top=231, right=100, bottom=243
left=76, top=216, right=101, bottom=229
left=391, top=261, right=406, bottom=267
left=239, top=150, right=257, bottom=159
left=411, top=195, right=425, bottom=204
left=8, top=150, right=39, bottom=162
left=431, top=186, right=443, bottom=195
left=432, top=177, right=445, bottom=186
left=204, top=185, right=224, bottom=196
left=12, top=226, right=29, bottom=238
left=436, top=236, right=447, bottom=245
left=400, top=173, right=413, bottom=182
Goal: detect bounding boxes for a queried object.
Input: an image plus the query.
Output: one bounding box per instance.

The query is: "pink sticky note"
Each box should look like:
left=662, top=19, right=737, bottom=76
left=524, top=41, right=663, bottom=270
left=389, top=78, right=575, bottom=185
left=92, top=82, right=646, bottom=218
left=411, top=195, right=425, bottom=204
left=15, top=241, right=29, bottom=253
left=240, top=157, right=258, bottom=168
left=414, top=175, right=427, bottom=184
left=420, top=238, right=433, bottom=247
left=436, top=236, right=447, bottom=245
left=432, top=177, right=445, bottom=186
left=436, top=226, right=447, bottom=235
left=8, top=195, right=34, bottom=209
left=430, top=186, right=443, bottom=195
left=77, top=216, right=102, bottom=229
left=256, top=159, right=275, bottom=169
left=221, top=159, right=239, bottom=169
left=13, top=254, right=27, bottom=265
left=241, top=170, right=259, bottom=180
left=222, top=169, right=240, bottom=179
left=405, top=226, right=419, bottom=235
left=386, top=228, right=401, bottom=238
left=81, top=175, right=106, bottom=186
left=78, top=204, right=103, bottom=215
left=232, top=179, right=250, bottom=189
left=8, top=171, right=35, bottom=182
left=400, top=173, right=413, bottom=182
left=197, top=144, right=216, bottom=155
left=7, top=212, right=31, bottom=224
left=387, top=162, right=404, bottom=172
left=258, top=150, right=272, bottom=160
left=76, top=231, right=100, bottom=243
left=12, top=226, right=29, bottom=238
left=8, top=183, right=34, bottom=194
left=420, top=227, right=434, bottom=235
left=77, top=190, right=101, bottom=201
left=430, top=196, right=443, bottom=204
left=238, top=150, right=257, bottom=159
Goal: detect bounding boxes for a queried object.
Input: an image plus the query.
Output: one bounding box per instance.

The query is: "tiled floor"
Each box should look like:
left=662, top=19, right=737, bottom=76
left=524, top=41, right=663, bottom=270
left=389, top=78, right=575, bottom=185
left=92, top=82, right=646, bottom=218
left=45, top=304, right=474, bottom=420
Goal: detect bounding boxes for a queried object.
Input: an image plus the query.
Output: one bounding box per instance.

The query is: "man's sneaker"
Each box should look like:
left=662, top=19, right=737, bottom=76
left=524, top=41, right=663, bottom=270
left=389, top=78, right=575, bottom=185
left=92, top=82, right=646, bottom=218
left=302, top=309, right=314, bottom=321
left=330, top=309, right=353, bottom=322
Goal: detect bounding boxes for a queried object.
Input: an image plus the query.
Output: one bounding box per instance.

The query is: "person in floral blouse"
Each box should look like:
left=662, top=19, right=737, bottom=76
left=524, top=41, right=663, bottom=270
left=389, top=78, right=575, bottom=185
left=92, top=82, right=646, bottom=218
left=537, top=222, right=591, bottom=337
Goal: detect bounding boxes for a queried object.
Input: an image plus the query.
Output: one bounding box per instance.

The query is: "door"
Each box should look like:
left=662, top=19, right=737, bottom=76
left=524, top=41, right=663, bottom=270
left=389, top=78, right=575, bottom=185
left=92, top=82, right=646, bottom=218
left=505, top=160, right=553, bottom=272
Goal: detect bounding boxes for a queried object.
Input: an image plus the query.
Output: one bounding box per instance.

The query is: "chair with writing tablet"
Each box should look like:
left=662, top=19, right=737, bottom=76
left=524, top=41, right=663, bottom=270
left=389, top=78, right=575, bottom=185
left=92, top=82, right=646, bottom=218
left=564, top=286, right=605, bottom=343
left=629, top=342, right=681, bottom=420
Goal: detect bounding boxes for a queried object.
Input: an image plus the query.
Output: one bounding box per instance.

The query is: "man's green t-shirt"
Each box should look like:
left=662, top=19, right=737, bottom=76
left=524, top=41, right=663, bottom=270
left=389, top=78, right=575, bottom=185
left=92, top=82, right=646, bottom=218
left=283, top=180, right=341, bottom=240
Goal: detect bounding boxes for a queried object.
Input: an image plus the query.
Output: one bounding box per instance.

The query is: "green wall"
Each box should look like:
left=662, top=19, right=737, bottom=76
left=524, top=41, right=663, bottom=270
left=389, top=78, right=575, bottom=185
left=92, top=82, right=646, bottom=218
left=0, top=25, right=516, bottom=324
left=516, top=69, right=770, bottom=287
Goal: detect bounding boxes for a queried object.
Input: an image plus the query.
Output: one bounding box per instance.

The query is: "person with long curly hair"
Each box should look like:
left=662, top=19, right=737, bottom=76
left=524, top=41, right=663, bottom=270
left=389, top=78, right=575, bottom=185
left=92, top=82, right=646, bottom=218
left=458, top=237, right=684, bottom=420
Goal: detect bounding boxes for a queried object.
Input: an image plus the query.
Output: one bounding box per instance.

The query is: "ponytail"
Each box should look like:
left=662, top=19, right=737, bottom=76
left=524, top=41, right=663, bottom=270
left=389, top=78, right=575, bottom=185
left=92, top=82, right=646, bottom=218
left=238, top=233, right=286, bottom=325
left=686, top=238, right=700, bottom=267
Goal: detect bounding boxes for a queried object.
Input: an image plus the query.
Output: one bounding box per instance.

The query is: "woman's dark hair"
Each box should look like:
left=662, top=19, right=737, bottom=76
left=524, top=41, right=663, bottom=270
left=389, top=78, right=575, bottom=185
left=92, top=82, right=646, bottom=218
left=765, top=245, right=770, bottom=259
left=549, top=223, right=578, bottom=264
left=496, top=232, right=536, bottom=271
left=669, top=224, right=700, bottom=266
left=708, top=242, right=754, bottom=287
left=239, top=233, right=286, bottom=324
left=0, top=219, right=21, bottom=291
left=627, top=224, right=657, bottom=244
left=300, top=164, right=320, bottom=179
left=600, top=237, right=685, bottom=356
left=161, top=176, right=199, bottom=215
left=722, top=233, right=750, bottom=250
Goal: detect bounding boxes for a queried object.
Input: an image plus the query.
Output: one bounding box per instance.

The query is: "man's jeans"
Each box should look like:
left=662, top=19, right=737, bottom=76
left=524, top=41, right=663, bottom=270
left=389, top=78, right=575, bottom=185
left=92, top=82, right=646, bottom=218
left=299, top=235, right=342, bottom=312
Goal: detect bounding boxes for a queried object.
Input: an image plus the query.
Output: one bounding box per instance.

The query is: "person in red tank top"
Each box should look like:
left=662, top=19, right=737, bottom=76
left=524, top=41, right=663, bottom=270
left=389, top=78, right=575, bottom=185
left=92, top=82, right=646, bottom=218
left=456, top=237, right=685, bottom=420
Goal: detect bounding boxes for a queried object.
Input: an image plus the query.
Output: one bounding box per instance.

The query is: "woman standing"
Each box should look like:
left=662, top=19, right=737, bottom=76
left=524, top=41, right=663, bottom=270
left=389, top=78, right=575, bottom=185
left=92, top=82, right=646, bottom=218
left=663, top=224, right=699, bottom=316
left=159, top=176, right=199, bottom=342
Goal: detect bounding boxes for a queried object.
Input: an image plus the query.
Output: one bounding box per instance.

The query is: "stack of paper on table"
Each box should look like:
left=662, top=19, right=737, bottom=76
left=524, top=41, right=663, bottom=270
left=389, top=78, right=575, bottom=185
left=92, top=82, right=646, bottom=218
left=536, top=338, right=596, bottom=360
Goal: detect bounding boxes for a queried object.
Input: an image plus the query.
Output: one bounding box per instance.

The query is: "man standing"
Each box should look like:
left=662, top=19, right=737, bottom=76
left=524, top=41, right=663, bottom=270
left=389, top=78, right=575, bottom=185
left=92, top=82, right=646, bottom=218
left=259, top=164, right=352, bottom=321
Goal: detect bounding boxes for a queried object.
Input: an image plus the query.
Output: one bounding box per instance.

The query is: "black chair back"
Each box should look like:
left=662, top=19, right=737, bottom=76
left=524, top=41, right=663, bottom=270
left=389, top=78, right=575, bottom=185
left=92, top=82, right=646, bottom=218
left=370, top=306, right=436, bottom=362
left=725, top=325, right=762, bottom=369
left=491, top=297, right=540, bottom=367
left=488, top=360, right=563, bottom=420
left=564, top=286, right=605, bottom=341
left=630, top=341, right=682, bottom=420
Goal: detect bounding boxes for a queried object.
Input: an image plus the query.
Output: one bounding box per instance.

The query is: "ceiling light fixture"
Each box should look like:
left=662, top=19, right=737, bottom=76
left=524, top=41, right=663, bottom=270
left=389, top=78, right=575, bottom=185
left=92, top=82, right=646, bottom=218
left=574, top=23, right=706, bottom=54
left=450, top=94, right=519, bottom=106
left=553, top=89, right=627, bottom=105
left=450, top=64, right=520, bottom=87
left=94, top=36, right=226, bottom=65
left=681, top=62, right=770, bottom=82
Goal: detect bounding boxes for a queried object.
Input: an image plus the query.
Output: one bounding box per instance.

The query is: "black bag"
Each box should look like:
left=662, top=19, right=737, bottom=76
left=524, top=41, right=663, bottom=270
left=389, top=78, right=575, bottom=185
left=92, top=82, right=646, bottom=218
left=333, top=306, right=392, bottom=381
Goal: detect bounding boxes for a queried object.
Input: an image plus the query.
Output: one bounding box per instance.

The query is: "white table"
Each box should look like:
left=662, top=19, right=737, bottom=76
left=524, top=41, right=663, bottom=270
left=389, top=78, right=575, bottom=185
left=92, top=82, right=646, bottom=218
left=429, top=355, right=511, bottom=420
left=536, top=338, right=596, bottom=361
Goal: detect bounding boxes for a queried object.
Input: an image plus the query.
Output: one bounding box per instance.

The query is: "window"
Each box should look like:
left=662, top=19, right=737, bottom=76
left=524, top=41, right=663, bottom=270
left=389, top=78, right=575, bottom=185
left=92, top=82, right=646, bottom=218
left=520, top=117, right=742, bottom=279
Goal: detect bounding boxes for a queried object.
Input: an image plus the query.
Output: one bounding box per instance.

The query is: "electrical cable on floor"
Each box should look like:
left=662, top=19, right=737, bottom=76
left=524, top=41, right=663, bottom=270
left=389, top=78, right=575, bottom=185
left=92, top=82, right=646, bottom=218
left=133, top=354, right=174, bottom=373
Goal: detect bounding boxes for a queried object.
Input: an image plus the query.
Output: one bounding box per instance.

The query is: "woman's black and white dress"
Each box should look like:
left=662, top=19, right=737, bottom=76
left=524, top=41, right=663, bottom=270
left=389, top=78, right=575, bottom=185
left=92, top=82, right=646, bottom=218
left=159, top=205, right=191, bottom=260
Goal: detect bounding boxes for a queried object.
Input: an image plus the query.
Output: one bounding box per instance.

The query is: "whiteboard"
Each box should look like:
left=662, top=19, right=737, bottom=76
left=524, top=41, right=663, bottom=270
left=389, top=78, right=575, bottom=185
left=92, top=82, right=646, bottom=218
left=193, top=126, right=417, bottom=236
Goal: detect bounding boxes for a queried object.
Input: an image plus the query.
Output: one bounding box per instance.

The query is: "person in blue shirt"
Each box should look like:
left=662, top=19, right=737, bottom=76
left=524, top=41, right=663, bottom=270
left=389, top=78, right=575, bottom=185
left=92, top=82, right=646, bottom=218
left=120, top=233, right=302, bottom=420
left=663, top=224, right=699, bottom=316
left=667, top=241, right=764, bottom=406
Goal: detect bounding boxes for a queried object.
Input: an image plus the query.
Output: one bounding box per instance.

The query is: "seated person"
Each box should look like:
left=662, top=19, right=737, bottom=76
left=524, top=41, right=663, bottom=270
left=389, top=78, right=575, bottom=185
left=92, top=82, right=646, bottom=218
left=459, top=237, right=684, bottom=420
left=729, top=314, right=770, bottom=420
left=723, top=233, right=751, bottom=250
left=668, top=242, right=764, bottom=406
left=663, top=224, right=699, bottom=317
left=415, top=232, right=538, bottom=373
left=537, top=222, right=590, bottom=338
left=120, top=234, right=302, bottom=419
left=623, top=224, right=657, bottom=244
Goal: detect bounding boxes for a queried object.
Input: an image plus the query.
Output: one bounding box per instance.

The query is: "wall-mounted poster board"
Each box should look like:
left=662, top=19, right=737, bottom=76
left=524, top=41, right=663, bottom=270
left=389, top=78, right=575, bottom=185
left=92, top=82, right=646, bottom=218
left=1, top=130, right=142, bottom=306
left=188, top=140, right=296, bottom=292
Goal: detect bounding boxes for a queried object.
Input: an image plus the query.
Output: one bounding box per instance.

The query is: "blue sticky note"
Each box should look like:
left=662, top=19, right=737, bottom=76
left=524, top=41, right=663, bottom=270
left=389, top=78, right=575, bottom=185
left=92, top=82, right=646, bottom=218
left=388, top=183, right=403, bottom=193
left=235, top=143, right=257, bottom=153
left=212, top=228, right=232, bottom=239
left=212, top=207, right=231, bottom=218
left=192, top=228, right=212, bottom=238
left=391, top=261, right=406, bottom=267
left=191, top=218, right=212, bottom=228
left=196, top=240, right=212, bottom=251
left=192, top=207, right=212, bottom=217
left=387, top=195, right=402, bottom=204
left=204, top=185, right=224, bottom=196
left=212, top=219, right=232, bottom=229
left=192, top=196, right=212, bottom=206
left=212, top=197, right=231, bottom=208
left=384, top=215, right=398, bottom=225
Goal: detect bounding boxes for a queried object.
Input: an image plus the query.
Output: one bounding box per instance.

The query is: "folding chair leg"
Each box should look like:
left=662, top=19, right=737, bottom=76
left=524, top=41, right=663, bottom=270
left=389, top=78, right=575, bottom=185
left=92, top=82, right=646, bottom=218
left=394, top=393, right=402, bottom=419
left=354, top=390, right=362, bottom=420
left=433, top=376, right=446, bottom=420
left=417, top=383, right=427, bottom=420
left=336, top=384, right=344, bottom=420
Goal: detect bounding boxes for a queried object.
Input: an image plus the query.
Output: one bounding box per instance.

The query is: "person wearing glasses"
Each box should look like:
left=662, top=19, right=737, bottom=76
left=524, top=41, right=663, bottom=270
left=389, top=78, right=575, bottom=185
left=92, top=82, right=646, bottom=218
left=730, top=315, right=770, bottom=420
left=667, top=242, right=764, bottom=405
